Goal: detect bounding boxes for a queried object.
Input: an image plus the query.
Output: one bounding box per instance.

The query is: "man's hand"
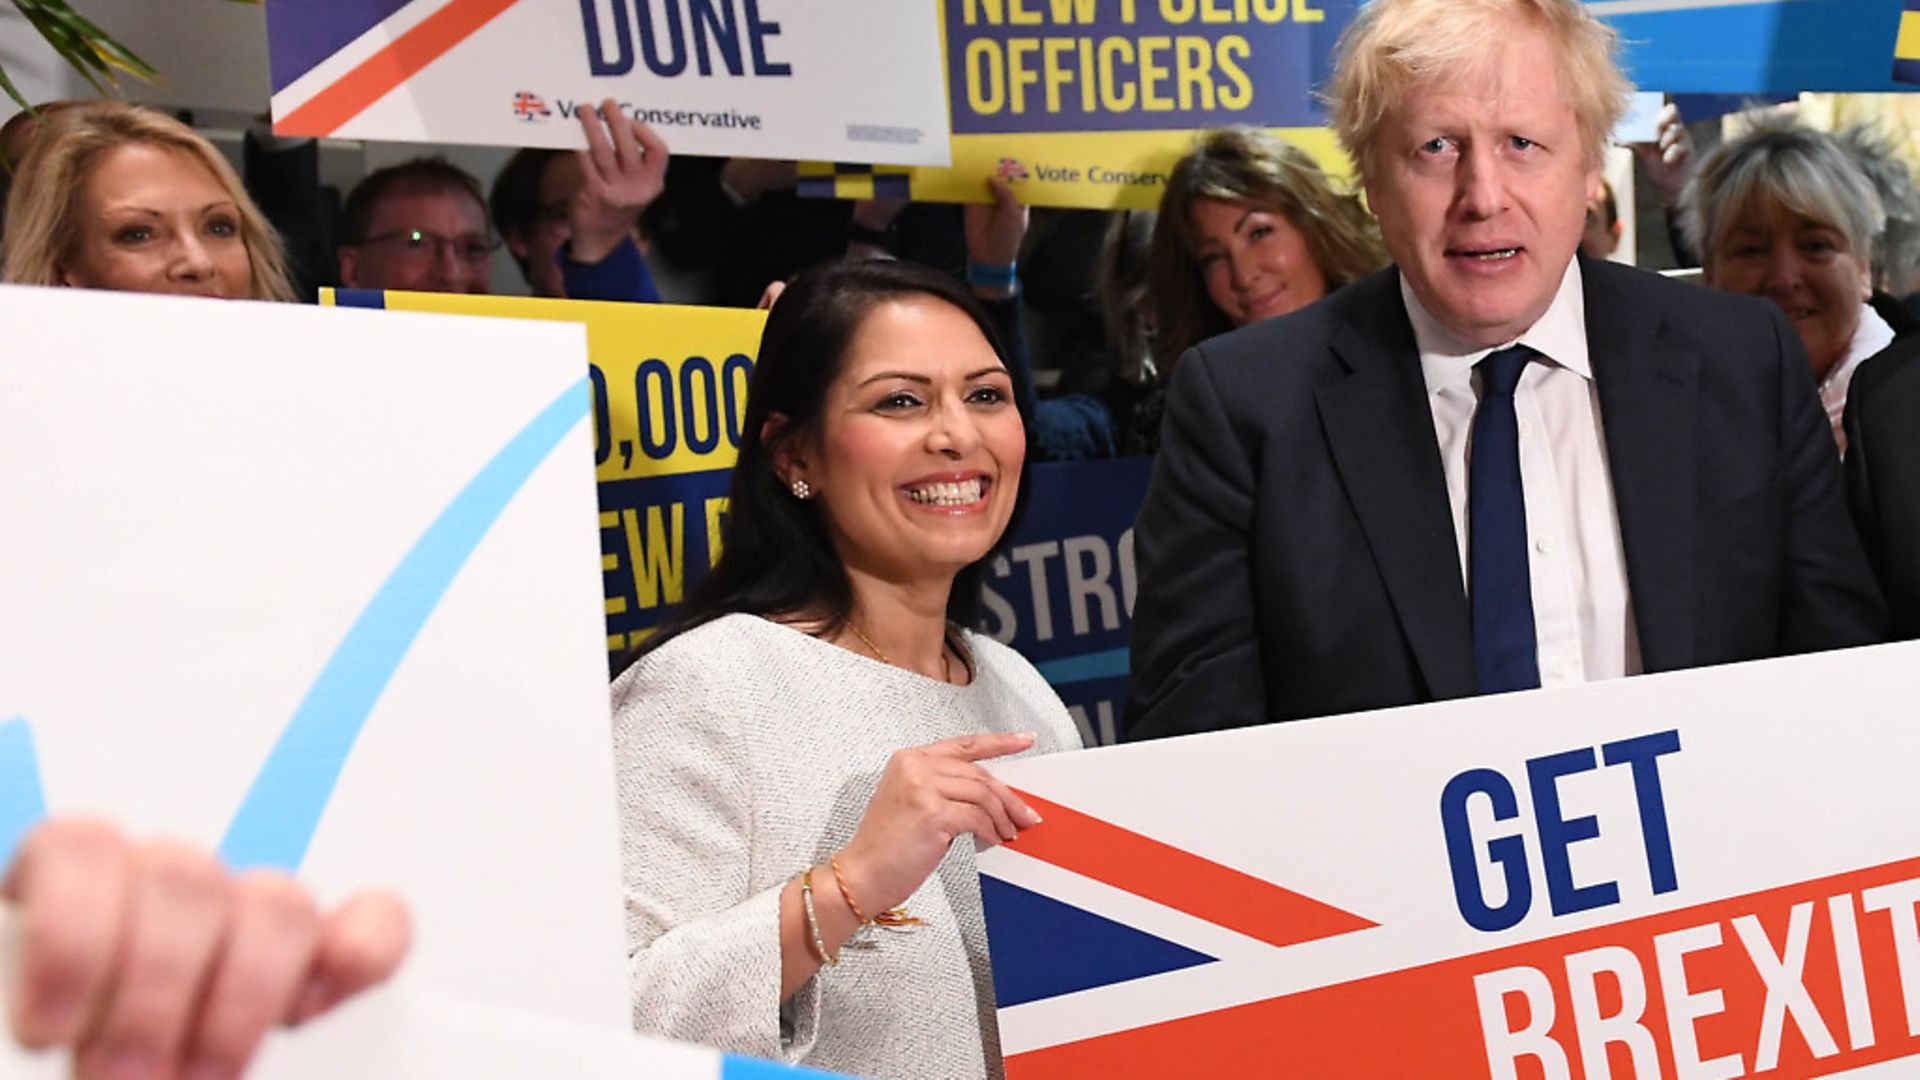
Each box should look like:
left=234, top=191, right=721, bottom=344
left=3, top=818, right=410, bottom=1079
left=571, top=98, right=670, bottom=265
left=1633, top=103, right=1694, bottom=207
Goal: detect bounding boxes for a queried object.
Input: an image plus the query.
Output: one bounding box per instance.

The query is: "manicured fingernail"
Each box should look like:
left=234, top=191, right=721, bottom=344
left=1019, top=805, right=1043, bottom=826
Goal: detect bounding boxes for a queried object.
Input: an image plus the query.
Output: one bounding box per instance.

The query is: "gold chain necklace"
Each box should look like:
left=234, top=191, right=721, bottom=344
left=847, top=619, right=952, bottom=684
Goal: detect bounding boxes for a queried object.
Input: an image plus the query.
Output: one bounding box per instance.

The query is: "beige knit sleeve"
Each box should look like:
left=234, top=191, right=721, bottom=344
left=610, top=640, right=821, bottom=1062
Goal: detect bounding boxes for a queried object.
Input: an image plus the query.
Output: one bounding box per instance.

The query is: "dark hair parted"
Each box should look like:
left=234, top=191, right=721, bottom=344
left=339, top=156, right=488, bottom=245
left=626, top=258, right=1032, bottom=674
left=1147, top=127, right=1386, bottom=372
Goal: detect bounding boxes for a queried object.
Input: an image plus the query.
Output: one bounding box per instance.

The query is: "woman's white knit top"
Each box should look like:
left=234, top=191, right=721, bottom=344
left=612, top=614, right=1082, bottom=1079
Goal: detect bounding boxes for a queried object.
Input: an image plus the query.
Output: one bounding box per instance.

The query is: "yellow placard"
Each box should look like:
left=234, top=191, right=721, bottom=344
left=799, top=125, right=1349, bottom=210
left=323, top=290, right=768, bottom=482
left=321, top=289, right=769, bottom=653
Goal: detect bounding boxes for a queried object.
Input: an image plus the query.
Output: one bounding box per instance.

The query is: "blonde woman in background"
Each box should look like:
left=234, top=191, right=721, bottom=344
left=4, top=101, right=295, bottom=301
left=1683, top=119, right=1919, bottom=452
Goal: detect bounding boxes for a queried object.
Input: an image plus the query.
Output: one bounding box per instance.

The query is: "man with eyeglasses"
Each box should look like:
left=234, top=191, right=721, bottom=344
left=336, top=101, right=665, bottom=301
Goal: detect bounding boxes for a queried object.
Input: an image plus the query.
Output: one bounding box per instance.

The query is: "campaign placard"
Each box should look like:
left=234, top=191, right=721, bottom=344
left=977, top=641, right=1920, bottom=1077
left=5, top=983, right=842, bottom=1078
left=322, top=291, right=1154, bottom=747
left=323, top=288, right=768, bottom=656
left=802, top=0, right=1359, bottom=210
left=264, top=0, right=952, bottom=165
left=795, top=0, right=1919, bottom=210
left=0, top=286, right=634, bottom=1062
left=979, top=457, right=1151, bottom=746
left=1601, top=0, right=1914, bottom=93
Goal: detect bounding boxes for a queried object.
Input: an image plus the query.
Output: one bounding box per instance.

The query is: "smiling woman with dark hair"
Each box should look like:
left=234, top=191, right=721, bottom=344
left=613, top=258, right=1081, bottom=1078
left=1148, top=127, right=1387, bottom=373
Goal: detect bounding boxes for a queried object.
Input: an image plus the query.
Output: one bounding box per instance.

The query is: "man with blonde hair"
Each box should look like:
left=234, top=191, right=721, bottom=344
left=1125, top=0, right=1887, bottom=738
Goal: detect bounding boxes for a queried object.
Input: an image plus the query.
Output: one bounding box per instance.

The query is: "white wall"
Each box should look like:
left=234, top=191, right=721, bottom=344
left=2, top=0, right=269, bottom=111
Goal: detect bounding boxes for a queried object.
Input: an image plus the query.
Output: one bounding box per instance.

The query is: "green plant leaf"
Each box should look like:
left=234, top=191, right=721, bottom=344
left=0, top=60, right=30, bottom=118
left=9, top=0, right=161, bottom=96
left=3, top=0, right=256, bottom=118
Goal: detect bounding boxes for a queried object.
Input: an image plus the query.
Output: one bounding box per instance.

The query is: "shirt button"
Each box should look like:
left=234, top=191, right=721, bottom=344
left=1534, top=537, right=1552, bottom=556
left=1518, top=420, right=1533, bottom=439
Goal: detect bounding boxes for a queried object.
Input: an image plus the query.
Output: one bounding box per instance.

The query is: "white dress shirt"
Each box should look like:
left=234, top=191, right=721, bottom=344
left=1821, top=301, right=1894, bottom=456
left=1402, top=259, right=1641, bottom=687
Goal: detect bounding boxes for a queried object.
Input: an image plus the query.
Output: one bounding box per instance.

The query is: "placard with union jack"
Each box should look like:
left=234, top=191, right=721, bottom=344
left=264, top=0, right=952, bottom=164
left=981, top=641, right=1920, bottom=1077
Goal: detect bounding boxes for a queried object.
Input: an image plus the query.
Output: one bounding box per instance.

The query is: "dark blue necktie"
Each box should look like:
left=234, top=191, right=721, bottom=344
left=1470, top=345, right=1540, bottom=694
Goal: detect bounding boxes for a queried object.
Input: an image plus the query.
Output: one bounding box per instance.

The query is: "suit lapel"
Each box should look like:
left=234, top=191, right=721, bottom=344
left=1584, top=259, right=1698, bottom=671
left=1317, top=275, right=1478, bottom=701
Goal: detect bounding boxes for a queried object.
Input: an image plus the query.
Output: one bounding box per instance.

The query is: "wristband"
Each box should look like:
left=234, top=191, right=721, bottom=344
left=966, top=260, right=1018, bottom=288
left=830, top=854, right=873, bottom=924
left=830, top=854, right=924, bottom=929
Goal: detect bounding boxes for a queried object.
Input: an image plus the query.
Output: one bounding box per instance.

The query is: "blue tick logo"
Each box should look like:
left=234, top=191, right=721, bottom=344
left=0, top=378, right=590, bottom=874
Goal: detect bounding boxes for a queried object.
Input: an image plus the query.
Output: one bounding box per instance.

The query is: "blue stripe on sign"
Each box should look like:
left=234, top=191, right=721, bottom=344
left=721, top=1054, right=841, bottom=1078
left=263, top=0, right=414, bottom=92
left=219, top=377, right=590, bottom=871
left=795, top=177, right=837, bottom=200
left=1034, top=647, right=1130, bottom=686
left=0, top=718, right=47, bottom=870
left=330, top=288, right=388, bottom=309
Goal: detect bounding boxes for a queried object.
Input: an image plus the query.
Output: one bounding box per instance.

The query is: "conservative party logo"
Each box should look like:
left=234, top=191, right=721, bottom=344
left=511, top=91, right=552, bottom=122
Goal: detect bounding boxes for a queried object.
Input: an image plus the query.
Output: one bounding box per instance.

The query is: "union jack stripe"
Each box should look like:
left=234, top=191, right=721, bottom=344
left=512, top=90, right=550, bottom=121
left=981, top=789, right=1377, bottom=1075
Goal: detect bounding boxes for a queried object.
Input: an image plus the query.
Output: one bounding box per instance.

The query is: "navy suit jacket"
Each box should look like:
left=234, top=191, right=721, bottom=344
left=1123, top=257, right=1889, bottom=740
left=1845, top=332, right=1920, bottom=637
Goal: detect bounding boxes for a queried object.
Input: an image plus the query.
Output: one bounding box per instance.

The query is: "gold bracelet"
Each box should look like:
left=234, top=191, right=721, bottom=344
left=829, top=854, right=925, bottom=930
left=799, top=869, right=837, bottom=967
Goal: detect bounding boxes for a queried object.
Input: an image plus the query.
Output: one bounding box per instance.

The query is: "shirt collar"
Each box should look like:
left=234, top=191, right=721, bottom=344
left=1826, top=300, right=1896, bottom=395
left=1404, top=257, right=1591, bottom=396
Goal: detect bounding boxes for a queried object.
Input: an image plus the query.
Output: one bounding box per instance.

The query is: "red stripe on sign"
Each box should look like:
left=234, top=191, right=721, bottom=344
left=276, top=0, right=522, bottom=137
left=1007, top=854, right=1920, bottom=1079
left=1004, top=788, right=1376, bottom=949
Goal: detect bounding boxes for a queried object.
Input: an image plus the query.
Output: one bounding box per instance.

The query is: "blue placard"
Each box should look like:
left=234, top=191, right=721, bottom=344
left=1599, top=0, right=1914, bottom=93
left=943, top=0, right=1357, bottom=134
left=982, top=457, right=1152, bottom=746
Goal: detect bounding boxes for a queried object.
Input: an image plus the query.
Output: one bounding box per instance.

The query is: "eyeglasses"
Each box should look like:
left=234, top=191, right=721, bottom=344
left=354, top=229, right=501, bottom=266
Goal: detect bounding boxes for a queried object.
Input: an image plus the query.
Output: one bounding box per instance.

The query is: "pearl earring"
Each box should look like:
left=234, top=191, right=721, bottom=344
left=791, top=478, right=812, bottom=500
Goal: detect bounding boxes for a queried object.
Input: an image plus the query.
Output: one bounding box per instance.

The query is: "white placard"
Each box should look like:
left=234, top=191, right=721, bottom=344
left=0, top=286, right=629, bottom=1064
left=1, top=980, right=745, bottom=1079
left=1614, top=90, right=1667, bottom=144
left=265, top=0, right=951, bottom=165
left=980, top=642, right=1920, bottom=1077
